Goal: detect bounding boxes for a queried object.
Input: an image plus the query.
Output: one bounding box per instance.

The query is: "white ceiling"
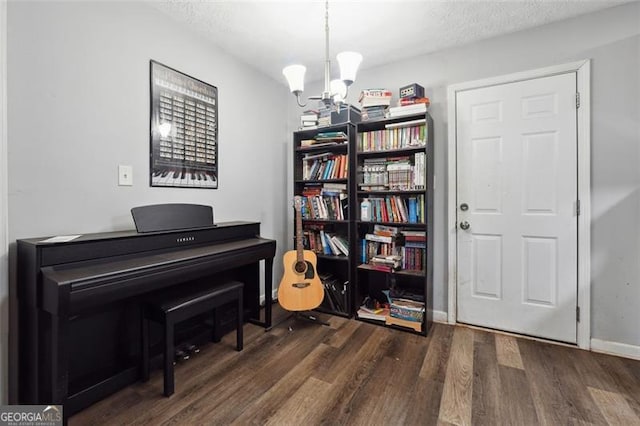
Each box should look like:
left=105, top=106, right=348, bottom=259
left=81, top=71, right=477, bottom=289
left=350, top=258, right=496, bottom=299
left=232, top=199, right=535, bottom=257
left=150, top=0, right=630, bottom=85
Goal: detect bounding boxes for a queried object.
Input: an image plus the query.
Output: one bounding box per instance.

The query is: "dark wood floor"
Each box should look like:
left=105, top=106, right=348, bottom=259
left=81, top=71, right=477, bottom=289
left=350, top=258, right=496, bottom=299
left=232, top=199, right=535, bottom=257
left=70, top=307, right=640, bottom=425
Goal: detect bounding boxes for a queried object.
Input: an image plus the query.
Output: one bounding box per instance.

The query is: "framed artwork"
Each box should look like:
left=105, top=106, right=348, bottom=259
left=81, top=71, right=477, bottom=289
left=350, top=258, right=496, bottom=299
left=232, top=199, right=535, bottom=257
left=149, top=60, right=218, bottom=188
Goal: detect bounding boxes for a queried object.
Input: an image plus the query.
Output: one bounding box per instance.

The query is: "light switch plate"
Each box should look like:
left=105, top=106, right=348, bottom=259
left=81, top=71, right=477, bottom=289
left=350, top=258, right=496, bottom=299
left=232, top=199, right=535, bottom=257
left=118, top=165, right=133, bottom=186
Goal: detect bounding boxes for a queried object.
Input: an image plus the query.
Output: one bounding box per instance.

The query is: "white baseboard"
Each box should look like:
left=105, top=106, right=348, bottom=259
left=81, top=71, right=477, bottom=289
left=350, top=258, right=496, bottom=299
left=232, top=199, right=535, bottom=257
left=432, top=310, right=448, bottom=324
left=591, top=338, right=640, bottom=361
left=259, top=290, right=279, bottom=306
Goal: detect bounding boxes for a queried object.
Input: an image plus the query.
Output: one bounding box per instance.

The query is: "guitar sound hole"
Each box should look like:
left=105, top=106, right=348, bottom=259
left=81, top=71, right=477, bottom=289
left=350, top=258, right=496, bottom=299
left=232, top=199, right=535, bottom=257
left=294, top=261, right=307, bottom=274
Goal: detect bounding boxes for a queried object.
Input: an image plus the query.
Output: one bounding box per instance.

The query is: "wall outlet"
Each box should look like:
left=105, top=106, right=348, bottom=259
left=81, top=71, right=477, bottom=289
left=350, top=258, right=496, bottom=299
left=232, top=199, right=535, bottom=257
left=118, top=165, right=133, bottom=186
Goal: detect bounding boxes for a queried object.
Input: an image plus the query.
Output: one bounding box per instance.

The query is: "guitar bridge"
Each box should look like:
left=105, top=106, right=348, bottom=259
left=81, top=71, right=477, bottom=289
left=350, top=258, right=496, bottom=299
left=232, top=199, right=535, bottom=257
left=292, top=283, right=310, bottom=289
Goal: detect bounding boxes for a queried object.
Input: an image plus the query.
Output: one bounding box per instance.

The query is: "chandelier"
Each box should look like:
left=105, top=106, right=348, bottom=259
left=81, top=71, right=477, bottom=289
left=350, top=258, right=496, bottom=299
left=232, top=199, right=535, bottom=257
left=282, top=0, right=362, bottom=108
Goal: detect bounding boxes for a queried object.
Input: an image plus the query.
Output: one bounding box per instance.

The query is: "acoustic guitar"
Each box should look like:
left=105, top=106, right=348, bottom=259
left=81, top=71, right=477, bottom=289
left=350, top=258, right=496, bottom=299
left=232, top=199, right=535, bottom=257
left=278, top=196, right=325, bottom=311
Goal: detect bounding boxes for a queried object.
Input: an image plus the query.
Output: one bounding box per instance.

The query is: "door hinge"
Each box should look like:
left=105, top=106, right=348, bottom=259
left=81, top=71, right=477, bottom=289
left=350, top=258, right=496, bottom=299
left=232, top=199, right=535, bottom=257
left=576, top=92, right=580, bottom=109
left=576, top=200, right=581, bottom=216
left=576, top=306, right=580, bottom=322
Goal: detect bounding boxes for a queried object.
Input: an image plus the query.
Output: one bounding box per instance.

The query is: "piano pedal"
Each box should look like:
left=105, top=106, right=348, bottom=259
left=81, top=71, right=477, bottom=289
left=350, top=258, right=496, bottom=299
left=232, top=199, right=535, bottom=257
left=185, top=344, right=200, bottom=355
left=175, top=349, right=190, bottom=362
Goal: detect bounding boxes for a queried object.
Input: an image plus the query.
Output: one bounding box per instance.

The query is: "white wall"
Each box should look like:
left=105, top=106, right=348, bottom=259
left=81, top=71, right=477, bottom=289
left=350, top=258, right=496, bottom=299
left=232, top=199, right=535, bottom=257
left=5, top=0, right=290, bottom=401
left=302, top=2, right=640, bottom=348
left=0, top=0, right=8, bottom=406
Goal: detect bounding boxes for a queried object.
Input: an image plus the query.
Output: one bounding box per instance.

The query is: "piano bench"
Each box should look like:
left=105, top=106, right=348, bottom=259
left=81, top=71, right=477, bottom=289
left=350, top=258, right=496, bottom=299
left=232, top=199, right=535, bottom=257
left=141, top=280, right=244, bottom=397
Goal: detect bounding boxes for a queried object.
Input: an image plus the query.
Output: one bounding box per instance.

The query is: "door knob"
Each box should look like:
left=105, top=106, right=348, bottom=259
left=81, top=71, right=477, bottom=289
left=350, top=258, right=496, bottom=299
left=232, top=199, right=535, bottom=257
left=460, top=221, right=470, bottom=230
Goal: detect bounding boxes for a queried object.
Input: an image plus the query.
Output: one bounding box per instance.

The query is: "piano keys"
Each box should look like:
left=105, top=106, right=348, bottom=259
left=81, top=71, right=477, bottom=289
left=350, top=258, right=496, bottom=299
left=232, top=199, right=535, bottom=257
left=12, top=221, right=275, bottom=417
left=151, top=167, right=217, bottom=188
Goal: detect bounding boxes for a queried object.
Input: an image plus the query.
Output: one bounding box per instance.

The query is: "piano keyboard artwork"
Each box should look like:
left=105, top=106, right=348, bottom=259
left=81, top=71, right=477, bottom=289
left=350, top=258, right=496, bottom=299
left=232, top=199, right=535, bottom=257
left=150, top=60, right=218, bottom=189
left=151, top=168, right=217, bottom=188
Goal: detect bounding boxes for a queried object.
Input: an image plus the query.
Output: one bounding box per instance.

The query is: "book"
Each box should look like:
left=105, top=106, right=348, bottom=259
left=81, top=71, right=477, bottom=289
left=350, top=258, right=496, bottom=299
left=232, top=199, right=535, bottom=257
left=325, top=232, right=341, bottom=256
left=385, top=316, right=422, bottom=332
left=364, top=233, right=393, bottom=244
left=388, top=103, right=427, bottom=117
left=315, top=131, right=348, bottom=141
left=331, top=236, right=349, bottom=256
left=359, top=89, right=393, bottom=108
left=357, top=306, right=390, bottom=321
left=373, top=224, right=399, bottom=236
left=408, top=198, right=418, bottom=223
left=399, top=97, right=430, bottom=107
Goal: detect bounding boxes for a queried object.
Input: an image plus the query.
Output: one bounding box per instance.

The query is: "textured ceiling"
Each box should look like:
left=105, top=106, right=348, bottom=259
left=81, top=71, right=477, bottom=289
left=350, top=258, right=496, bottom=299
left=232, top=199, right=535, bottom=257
left=149, top=0, right=630, bottom=85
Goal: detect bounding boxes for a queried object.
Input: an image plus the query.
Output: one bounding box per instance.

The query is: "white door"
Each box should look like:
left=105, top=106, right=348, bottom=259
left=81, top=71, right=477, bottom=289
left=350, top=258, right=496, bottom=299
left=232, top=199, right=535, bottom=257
left=456, top=73, right=578, bottom=343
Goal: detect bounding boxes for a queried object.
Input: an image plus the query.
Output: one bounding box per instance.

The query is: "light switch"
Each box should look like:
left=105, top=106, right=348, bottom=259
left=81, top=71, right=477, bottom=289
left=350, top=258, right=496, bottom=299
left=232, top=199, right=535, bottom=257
left=118, top=165, right=133, bottom=186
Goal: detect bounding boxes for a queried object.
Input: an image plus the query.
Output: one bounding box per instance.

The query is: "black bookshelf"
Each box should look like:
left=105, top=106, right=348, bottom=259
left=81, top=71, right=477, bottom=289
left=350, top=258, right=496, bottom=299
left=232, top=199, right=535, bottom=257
left=292, top=123, right=357, bottom=318
left=353, top=112, right=434, bottom=335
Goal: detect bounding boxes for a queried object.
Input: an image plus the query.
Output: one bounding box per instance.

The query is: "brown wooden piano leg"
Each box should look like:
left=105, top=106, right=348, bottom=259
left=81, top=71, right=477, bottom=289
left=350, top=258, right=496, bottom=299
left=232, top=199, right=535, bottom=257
left=163, top=320, right=174, bottom=397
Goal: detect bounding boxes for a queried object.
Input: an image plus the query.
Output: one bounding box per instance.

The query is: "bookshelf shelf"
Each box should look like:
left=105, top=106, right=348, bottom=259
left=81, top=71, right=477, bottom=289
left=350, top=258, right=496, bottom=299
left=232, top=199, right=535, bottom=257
left=302, top=219, right=349, bottom=224
left=356, top=112, right=427, bottom=130
left=317, top=254, right=349, bottom=262
left=296, top=144, right=348, bottom=153
left=357, top=264, right=426, bottom=277
left=356, top=220, right=426, bottom=228
left=292, top=121, right=357, bottom=318
left=354, top=112, right=434, bottom=336
left=296, top=179, right=348, bottom=184
left=357, top=145, right=426, bottom=156
left=357, top=189, right=425, bottom=195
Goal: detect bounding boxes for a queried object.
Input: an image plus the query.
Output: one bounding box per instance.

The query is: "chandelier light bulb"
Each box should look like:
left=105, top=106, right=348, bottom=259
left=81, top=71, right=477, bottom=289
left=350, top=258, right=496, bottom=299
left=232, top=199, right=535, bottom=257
left=330, top=79, right=347, bottom=103
left=337, top=51, right=363, bottom=85
left=282, top=64, right=306, bottom=94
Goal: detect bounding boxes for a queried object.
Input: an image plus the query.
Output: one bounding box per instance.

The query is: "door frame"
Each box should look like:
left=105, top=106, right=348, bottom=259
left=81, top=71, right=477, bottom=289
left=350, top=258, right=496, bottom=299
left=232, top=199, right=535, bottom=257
left=446, top=60, right=591, bottom=349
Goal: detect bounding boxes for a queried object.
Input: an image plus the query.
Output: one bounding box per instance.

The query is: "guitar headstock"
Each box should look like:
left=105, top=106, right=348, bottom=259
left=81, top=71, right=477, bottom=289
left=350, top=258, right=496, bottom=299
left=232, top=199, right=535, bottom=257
left=293, top=196, right=303, bottom=211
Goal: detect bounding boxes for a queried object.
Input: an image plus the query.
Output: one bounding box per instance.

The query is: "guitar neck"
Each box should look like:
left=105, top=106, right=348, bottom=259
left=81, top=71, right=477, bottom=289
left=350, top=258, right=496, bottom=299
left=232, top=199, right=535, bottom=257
left=296, top=202, right=304, bottom=263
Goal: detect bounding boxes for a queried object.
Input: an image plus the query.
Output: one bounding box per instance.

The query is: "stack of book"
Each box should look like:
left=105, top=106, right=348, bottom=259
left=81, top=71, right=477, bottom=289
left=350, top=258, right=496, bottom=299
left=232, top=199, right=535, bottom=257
left=303, top=227, right=349, bottom=257
left=357, top=296, right=390, bottom=322
left=300, top=183, right=348, bottom=221
left=360, top=224, right=401, bottom=266
left=300, top=110, right=319, bottom=129
left=300, top=131, right=348, bottom=149
left=377, top=287, right=424, bottom=331
left=400, top=230, right=426, bottom=272
left=388, top=102, right=428, bottom=118
left=317, top=107, right=332, bottom=127
left=315, top=131, right=348, bottom=143
left=386, top=297, right=424, bottom=331
left=359, top=89, right=392, bottom=121
left=369, top=254, right=402, bottom=272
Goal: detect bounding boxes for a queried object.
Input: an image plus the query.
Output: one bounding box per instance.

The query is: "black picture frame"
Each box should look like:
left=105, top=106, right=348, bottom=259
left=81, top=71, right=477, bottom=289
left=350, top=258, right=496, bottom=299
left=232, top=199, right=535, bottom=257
left=149, top=60, right=218, bottom=189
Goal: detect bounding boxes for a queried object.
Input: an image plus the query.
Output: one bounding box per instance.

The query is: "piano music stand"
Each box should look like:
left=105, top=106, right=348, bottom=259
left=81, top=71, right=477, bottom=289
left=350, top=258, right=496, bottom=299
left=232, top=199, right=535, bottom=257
left=131, top=203, right=215, bottom=233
